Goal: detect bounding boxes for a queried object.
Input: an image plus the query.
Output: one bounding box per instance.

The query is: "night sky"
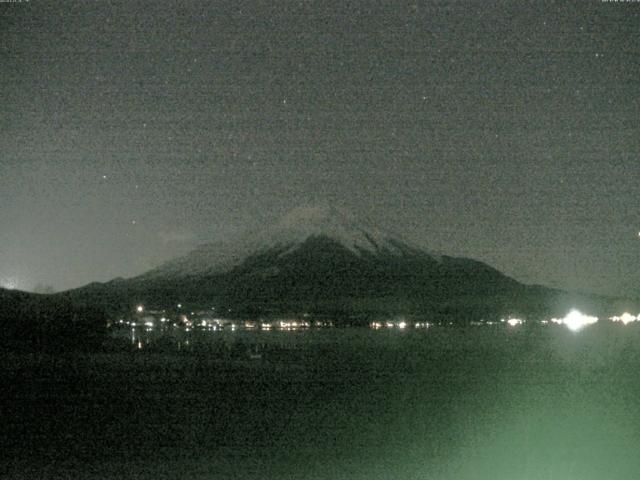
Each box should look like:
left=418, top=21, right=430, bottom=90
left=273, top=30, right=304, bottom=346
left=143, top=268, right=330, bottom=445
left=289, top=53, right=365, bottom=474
left=1, top=1, right=639, bottom=297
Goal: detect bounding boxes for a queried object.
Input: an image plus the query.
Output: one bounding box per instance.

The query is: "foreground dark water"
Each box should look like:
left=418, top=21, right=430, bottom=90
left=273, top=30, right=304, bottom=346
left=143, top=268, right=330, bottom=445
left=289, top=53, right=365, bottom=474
left=2, top=325, right=640, bottom=479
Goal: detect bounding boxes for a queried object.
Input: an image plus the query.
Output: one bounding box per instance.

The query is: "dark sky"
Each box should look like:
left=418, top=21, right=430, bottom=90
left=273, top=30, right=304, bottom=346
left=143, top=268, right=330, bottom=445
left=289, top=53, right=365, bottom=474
left=1, top=0, right=639, bottom=297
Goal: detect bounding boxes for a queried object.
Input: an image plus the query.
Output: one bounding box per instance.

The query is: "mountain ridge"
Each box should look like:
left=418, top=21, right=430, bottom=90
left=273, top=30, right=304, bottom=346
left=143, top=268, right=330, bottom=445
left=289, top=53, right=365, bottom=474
left=141, top=205, right=442, bottom=280
left=60, top=206, right=636, bottom=322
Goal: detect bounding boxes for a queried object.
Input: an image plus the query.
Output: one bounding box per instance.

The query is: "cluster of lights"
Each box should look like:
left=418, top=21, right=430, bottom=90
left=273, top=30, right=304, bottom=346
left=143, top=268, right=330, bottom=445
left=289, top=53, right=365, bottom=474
left=503, top=317, right=524, bottom=327
left=122, top=305, right=640, bottom=335
left=180, top=315, right=192, bottom=327
left=610, top=312, right=640, bottom=325
left=277, top=320, right=311, bottom=330
left=313, top=320, right=333, bottom=328
left=369, top=320, right=426, bottom=329
left=550, top=309, right=598, bottom=332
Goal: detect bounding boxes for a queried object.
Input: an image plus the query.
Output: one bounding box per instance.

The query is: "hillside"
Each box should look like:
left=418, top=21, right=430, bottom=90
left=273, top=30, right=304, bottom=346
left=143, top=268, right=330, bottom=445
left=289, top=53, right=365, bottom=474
left=62, top=206, right=633, bottom=322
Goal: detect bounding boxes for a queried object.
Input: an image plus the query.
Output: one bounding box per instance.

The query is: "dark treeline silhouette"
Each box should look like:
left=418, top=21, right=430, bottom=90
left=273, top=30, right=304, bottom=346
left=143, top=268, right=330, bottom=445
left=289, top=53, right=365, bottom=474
left=0, top=288, right=107, bottom=352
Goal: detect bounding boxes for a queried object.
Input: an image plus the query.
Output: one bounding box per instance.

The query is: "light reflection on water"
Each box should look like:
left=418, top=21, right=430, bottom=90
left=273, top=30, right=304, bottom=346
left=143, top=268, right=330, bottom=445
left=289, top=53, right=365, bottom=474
left=121, top=324, right=335, bottom=353
left=117, top=320, right=428, bottom=356
left=14, top=321, right=640, bottom=480
left=119, top=318, right=435, bottom=349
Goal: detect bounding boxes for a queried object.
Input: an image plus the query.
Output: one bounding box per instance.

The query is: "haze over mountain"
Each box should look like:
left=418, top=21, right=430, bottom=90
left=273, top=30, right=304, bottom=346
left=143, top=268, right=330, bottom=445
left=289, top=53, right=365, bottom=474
left=141, top=205, right=441, bottom=279
left=56, top=205, right=635, bottom=323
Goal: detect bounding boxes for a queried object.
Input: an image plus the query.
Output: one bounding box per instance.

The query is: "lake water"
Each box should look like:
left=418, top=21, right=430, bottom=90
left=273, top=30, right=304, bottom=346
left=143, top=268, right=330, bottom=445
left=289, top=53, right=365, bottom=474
left=3, top=323, right=640, bottom=479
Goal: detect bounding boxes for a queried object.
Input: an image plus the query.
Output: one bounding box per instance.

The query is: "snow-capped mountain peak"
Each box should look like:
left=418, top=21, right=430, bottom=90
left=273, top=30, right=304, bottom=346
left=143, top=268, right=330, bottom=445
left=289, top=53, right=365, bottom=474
left=260, top=205, right=394, bottom=254
left=141, top=205, right=439, bottom=279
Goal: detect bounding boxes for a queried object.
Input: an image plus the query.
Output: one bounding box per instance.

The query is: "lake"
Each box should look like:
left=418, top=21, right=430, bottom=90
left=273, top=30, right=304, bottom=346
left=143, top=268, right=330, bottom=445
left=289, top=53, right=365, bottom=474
left=2, top=323, right=640, bottom=479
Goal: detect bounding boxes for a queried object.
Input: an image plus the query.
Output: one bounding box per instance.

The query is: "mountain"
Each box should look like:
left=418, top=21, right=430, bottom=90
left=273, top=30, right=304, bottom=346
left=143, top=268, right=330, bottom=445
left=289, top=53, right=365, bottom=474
left=139, top=205, right=440, bottom=280
left=62, top=206, right=631, bottom=322
left=135, top=206, right=436, bottom=280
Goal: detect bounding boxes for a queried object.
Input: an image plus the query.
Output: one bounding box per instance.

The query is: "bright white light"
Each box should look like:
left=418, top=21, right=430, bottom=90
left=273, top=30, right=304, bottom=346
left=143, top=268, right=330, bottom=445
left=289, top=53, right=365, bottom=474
left=136, top=305, right=144, bottom=313
left=506, top=318, right=523, bottom=327
left=0, top=277, right=18, bottom=290
left=415, top=322, right=430, bottom=329
left=144, top=321, right=154, bottom=327
left=398, top=321, right=407, bottom=329
left=611, top=312, right=638, bottom=325
left=556, top=309, right=598, bottom=332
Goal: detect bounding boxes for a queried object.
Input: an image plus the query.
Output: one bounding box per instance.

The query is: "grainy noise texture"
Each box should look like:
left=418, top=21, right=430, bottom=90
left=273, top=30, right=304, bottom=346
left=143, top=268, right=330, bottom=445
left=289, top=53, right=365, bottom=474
left=1, top=0, right=639, bottom=296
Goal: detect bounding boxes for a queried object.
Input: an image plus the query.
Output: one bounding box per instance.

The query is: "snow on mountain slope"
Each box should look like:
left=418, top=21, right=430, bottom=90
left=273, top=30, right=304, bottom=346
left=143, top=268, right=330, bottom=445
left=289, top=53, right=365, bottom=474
left=257, top=205, right=430, bottom=256
left=140, top=205, right=441, bottom=279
